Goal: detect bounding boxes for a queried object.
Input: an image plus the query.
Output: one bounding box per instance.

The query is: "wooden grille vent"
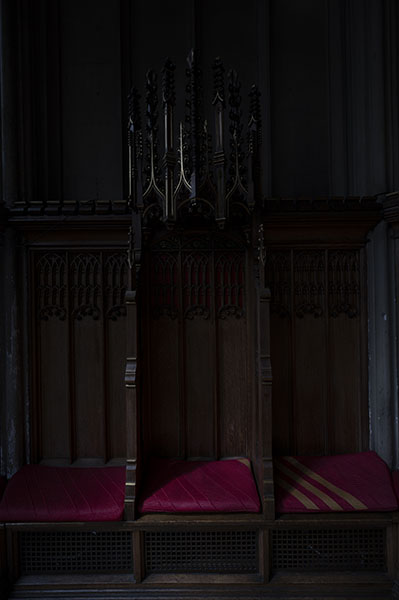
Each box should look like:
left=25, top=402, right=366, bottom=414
left=272, top=528, right=386, bottom=571
left=145, top=530, right=258, bottom=574
left=19, top=531, right=133, bottom=574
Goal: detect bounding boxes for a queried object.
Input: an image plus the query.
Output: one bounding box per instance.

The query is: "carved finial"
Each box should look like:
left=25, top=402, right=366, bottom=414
left=257, top=224, right=266, bottom=266
left=227, top=69, right=246, bottom=194
left=187, top=47, right=195, bottom=70
left=145, top=70, right=158, bottom=134
left=212, top=57, right=225, bottom=105
left=228, top=69, right=242, bottom=136
left=128, top=87, right=141, bottom=145
left=127, top=225, right=135, bottom=271
left=248, top=85, right=261, bottom=134
left=162, top=58, right=176, bottom=106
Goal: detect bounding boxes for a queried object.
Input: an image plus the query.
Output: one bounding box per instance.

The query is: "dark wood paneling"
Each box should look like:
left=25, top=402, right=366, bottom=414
left=148, top=318, right=181, bottom=458
left=107, top=317, right=127, bottom=459
left=185, top=318, right=215, bottom=458
left=73, top=317, right=105, bottom=459
left=40, top=319, right=70, bottom=461
left=270, top=316, right=292, bottom=453
left=31, top=247, right=128, bottom=465
left=267, top=244, right=367, bottom=457
left=329, top=316, right=361, bottom=453
left=294, top=316, right=327, bottom=455
left=144, top=235, right=251, bottom=461
left=218, top=319, right=248, bottom=457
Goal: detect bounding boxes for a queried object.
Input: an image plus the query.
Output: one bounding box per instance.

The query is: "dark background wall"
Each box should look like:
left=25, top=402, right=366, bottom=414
left=1, top=0, right=398, bottom=211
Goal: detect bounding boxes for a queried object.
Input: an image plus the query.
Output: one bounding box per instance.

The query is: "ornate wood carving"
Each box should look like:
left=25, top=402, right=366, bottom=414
left=33, top=248, right=128, bottom=465
left=149, top=234, right=245, bottom=320
left=36, top=251, right=128, bottom=322
left=294, top=251, right=325, bottom=318
left=215, top=253, right=244, bottom=318
left=183, top=253, right=211, bottom=320
left=104, top=253, right=128, bottom=321
left=128, top=52, right=262, bottom=229
left=70, top=254, right=102, bottom=321
left=37, top=253, right=67, bottom=321
left=328, top=250, right=360, bottom=318
left=266, top=249, right=361, bottom=321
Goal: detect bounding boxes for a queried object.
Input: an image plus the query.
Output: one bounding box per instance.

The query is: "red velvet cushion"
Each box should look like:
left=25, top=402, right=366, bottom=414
left=0, top=465, right=125, bottom=522
left=275, top=451, right=398, bottom=514
left=138, top=458, right=260, bottom=514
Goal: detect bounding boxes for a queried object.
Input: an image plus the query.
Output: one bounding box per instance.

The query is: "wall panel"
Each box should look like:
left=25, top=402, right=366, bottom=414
left=31, top=248, right=128, bottom=465
left=267, top=245, right=366, bottom=457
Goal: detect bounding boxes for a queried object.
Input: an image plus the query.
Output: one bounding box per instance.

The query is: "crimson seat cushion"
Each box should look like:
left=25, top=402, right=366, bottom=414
left=0, top=465, right=125, bottom=522
left=138, top=457, right=260, bottom=514
left=275, top=451, right=398, bottom=514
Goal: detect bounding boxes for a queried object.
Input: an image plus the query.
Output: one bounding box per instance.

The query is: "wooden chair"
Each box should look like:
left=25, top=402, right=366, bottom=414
left=124, top=53, right=273, bottom=522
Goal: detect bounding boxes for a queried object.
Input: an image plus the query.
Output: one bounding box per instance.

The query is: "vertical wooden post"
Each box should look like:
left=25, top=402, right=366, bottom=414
left=133, top=530, right=144, bottom=583
left=258, top=528, right=271, bottom=583
left=257, top=223, right=275, bottom=520
left=124, top=288, right=138, bottom=521
left=6, top=528, right=19, bottom=586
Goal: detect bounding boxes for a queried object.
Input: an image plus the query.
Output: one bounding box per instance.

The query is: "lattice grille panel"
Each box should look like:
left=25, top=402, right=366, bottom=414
left=19, top=531, right=133, bottom=574
left=272, top=528, right=386, bottom=571
left=145, top=530, right=258, bottom=574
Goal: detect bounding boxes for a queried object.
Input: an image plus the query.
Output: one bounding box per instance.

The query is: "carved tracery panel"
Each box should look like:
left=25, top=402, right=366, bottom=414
left=294, top=251, right=325, bottom=318
left=149, top=235, right=246, bottom=320
left=37, top=253, right=67, bottom=321
left=215, top=253, right=244, bottom=319
left=70, top=254, right=102, bottom=321
left=328, top=250, right=360, bottom=318
left=265, top=245, right=366, bottom=457
left=105, top=253, right=128, bottom=320
left=183, top=253, right=211, bottom=319
left=32, top=249, right=128, bottom=463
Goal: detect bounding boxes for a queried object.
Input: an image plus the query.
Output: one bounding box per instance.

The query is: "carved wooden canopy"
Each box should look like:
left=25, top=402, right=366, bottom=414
left=127, top=50, right=262, bottom=233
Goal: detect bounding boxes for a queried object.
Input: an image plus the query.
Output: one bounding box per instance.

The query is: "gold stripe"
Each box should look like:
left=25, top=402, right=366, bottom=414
left=277, top=477, right=319, bottom=510
left=276, top=461, right=343, bottom=511
left=285, top=457, right=367, bottom=510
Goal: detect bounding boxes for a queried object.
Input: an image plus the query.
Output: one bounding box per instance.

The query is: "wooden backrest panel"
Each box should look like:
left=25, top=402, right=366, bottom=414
left=266, top=246, right=368, bottom=457
left=142, top=231, right=252, bottom=460
left=31, top=248, right=128, bottom=464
